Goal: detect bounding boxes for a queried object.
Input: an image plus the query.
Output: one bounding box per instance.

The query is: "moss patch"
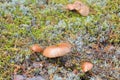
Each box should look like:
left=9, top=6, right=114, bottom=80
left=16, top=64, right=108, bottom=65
left=0, top=0, right=120, bottom=79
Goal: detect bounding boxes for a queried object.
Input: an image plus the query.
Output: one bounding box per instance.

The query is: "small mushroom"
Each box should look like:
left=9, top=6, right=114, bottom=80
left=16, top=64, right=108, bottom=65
left=30, top=44, right=43, bottom=53
left=76, top=5, right=89, bottom=16
left=43, top=43, right=71, bottom=58
left=81, top=62, right=93, bottom=72
left=66, top=4, right=75, bottom=10
left=74, top=1, right=89, bottom=16
left=66, top=1, right=89, bottom=16
left=73, top=1, right=83, bottom=11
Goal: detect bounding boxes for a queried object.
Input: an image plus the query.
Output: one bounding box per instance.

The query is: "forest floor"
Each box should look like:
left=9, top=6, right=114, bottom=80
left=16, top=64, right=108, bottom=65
left=0, top=0, right=120, bottom=80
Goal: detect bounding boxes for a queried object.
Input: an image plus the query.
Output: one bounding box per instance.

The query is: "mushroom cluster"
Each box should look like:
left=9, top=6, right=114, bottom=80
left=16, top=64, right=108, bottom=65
left=30, top=42, right=71, bottom=58
left=30, top=43, right=93, bottom=72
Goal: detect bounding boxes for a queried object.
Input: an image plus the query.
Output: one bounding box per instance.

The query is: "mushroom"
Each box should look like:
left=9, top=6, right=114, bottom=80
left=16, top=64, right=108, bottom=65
left=81, top=62, right=93, bottom=72
left=30, top=44, right=43, bottom=53
left=66, top=1, right=89, bottom=16
left=43, top=43, right=72, bottom=58
left=74, top=1, right=89, bottom=16
left=66, top=4, right=75, bottom=10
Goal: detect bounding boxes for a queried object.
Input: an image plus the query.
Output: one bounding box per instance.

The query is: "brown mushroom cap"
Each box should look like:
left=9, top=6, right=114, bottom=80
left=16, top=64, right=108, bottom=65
left=74, top=1, right=89, bottom=16
left=81, top=62, right=93, bottom=72
left=77, top=5, right=89, bottom=16
left=73, top=1, right=83, bottom=10
left=66, top=1, right=89, bottom=16
left=66, top=4, right=75, bottom=10
left=43, top=43, right=72, bottom=58
left=30, top=44, right=43, bottom=53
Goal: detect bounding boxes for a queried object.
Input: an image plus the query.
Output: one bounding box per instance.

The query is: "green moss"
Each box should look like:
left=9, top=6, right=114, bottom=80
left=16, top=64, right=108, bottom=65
left=0, top=0, right=120, bottom=79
